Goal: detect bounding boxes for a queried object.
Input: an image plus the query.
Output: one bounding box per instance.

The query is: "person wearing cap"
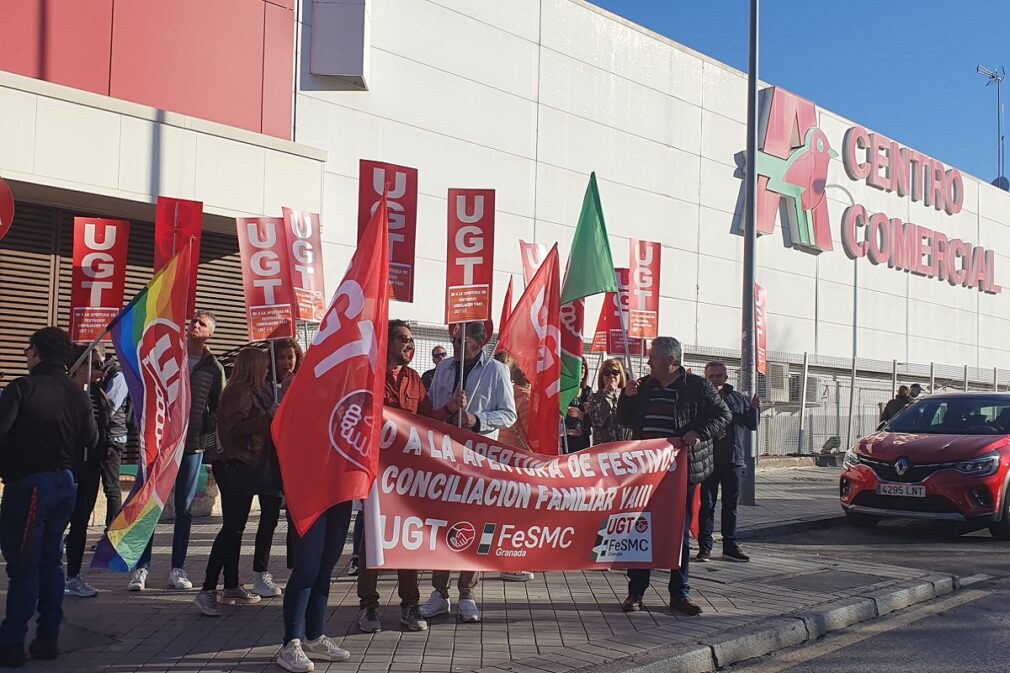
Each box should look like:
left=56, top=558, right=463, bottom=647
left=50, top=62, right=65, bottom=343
left=909, top=383, right=924, bottom=398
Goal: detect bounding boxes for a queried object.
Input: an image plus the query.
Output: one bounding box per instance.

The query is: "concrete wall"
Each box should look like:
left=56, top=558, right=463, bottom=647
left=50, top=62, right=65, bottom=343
left=0, top=70, right=324, bottom=222
left=295, top=0, right=1010, bottom=369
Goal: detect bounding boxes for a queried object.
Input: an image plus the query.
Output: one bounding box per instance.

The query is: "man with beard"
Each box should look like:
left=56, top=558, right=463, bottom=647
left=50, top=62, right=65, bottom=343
left=356, top=320, right=433, bottom=634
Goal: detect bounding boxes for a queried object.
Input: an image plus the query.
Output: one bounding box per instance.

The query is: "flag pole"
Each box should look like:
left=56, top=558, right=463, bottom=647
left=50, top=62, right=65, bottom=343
left=614, top=269, right=636, bottom=379
left=269, top=340, right=280, bottom=405
left=458, top=322, right=466, bottom=428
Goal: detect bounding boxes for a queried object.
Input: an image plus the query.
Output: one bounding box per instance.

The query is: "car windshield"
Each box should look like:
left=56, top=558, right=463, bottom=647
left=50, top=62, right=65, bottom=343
left=885, top=397, right=1010, bottom=435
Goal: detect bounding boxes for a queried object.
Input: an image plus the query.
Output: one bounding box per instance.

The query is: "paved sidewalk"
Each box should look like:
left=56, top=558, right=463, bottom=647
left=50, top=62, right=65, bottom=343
left=21, top=466, right=940, bottom=673
left=738, top=466, right=844, bottom=538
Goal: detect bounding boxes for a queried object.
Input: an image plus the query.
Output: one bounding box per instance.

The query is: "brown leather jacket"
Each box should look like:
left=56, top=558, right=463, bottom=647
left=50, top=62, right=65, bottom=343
left=217, top=383, right=272, bottom=466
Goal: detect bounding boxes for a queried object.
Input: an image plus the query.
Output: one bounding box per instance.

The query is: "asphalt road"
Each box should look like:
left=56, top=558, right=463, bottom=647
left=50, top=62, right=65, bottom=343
left=725, top=519, right=1010, bottom=673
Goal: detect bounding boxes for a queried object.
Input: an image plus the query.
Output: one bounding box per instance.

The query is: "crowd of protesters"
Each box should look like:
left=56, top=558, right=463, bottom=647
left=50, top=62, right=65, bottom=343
left=0, top=316, right=767, bottom=671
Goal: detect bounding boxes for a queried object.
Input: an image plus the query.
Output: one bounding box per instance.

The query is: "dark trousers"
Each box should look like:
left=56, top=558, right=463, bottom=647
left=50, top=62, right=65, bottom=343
left=283, top=502, right=351, bottom=644
left=699, top=464, right=743, bottom=552
left=65, top=464, right=102, bottom=578
left=202, top=463, right=256, bottom=591
left=627, top=482, right=696, bottom=601
left=100, top=442, right=124, bottom=527
left=253, top=494, right=282, bottom=573
left=351, top=510, right=364, bottom=557
left=0, top=470, right=77, bottom=649
left=356, top=514, right=420, bottom=610
left=137, top=452, right=203, bottom=570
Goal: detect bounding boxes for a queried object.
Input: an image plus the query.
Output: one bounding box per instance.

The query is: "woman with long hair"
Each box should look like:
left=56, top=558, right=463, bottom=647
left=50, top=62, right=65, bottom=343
left=194, top=347, right=276, bottom=616
left=585, top=358, right=630, bottom=445
left=249, top=339, right=303, bottom=598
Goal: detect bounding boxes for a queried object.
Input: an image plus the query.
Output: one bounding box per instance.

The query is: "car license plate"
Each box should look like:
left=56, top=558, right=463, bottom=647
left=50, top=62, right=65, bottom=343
left=876, top=483, right=925, bottom=498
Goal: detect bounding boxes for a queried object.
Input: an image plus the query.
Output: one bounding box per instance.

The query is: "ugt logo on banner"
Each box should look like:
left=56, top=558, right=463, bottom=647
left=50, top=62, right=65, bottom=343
left=445, top=189, right=495, bottom=324
left=358, top=160, right=418, bottom=303
left=235, top=217, right=296, bottom=341
left=70, top=218, right=130, bottom=343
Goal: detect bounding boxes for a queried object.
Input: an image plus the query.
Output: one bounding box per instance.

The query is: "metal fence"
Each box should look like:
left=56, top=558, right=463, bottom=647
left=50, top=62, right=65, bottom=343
left=297, top=321, right=1010, bottom=456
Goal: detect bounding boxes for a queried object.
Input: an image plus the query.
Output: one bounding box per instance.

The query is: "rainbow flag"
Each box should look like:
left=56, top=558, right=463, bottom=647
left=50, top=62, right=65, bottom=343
left=92, top=241, right=194, bottom=572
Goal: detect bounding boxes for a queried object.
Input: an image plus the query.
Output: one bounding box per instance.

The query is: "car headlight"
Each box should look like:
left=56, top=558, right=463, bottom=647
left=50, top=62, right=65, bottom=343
left=843, top=449, right=861, bottom=468
left=955, top=451, right=1000, bottom=477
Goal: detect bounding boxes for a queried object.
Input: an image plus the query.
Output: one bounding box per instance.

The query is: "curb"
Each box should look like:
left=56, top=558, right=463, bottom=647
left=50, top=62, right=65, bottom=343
left=737, top=514, right=848, bottom=540
left=579, top=572, right=959, bottom=673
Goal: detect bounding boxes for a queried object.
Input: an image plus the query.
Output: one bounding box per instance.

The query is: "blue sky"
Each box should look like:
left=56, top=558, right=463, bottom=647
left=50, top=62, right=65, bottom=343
left=590, top=1, right=1008, bottom=184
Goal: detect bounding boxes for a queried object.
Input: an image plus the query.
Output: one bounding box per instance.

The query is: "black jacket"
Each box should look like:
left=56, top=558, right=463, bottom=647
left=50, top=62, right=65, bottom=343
left=713, top=384, right=759, bottom=467
left=186, top=349, right=225, bottom=455
left=0, top=361, right=99, bottom=482
left=617, top=371, right=732, bottom=484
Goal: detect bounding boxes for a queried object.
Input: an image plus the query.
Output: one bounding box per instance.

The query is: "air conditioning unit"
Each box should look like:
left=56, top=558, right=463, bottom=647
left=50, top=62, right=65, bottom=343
left=789, top=374, right=821, bottom=404
left=768, top=362, right=790, bottom=403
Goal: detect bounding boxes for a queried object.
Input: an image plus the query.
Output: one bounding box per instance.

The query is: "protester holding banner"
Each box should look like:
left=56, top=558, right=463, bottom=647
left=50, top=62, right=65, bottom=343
left=64, top=345, right=113, bottom=599
left=617, top=336, right=731, bottom=617
left=357, top=320, right=432, bottom=634
left=422, top=320, right=517, bottom=624
left=586, top=358, right=630, bottom=444
left=697, top=361, right=760, bottom=564
left=129, top=311, right=225, bottom=592
left=194, top=348, right=279, bottom=616
left=0, top=327, right=97, bottom=666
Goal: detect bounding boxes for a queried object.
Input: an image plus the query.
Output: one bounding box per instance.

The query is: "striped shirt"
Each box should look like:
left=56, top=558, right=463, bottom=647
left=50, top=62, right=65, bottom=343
left=641, top=371, right=687, bottom=439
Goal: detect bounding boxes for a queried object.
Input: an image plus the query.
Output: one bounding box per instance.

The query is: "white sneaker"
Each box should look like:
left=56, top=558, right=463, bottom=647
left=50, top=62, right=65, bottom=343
left=276, top=639, right=314, bottom=673
left=303, top=634, right=350, bottom=662
left=127, top=568, right=148, bottom=592
left=168, top=567, right=193, bottom=590
left=65, top=576, right=98, bottom=597
left=252, top=571, right=282, bottom=597
left=500, top=571, right=535, bottom=582
left=194, top=590, right=221, bottom=617
left=419, top=590, right=450, bottom=618
left=458, top=598, right=481, bottom=623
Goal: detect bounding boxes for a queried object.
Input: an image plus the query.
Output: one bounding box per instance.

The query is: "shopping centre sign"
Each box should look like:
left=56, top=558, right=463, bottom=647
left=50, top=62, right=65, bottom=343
left=748, top=87, right=1001, bottom=294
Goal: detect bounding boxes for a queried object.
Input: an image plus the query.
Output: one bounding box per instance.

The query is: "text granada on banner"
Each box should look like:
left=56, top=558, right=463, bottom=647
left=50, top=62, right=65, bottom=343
left=368, top=408, right=687, bottom=571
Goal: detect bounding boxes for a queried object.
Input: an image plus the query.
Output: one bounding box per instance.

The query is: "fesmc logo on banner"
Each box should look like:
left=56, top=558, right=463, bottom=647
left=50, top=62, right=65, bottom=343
left=746, top=86, right=1001, bottom=295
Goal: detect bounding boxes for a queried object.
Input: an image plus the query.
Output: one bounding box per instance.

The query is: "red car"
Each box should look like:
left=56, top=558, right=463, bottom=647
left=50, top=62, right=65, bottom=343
left=840, top=393, right=1010, bottom=539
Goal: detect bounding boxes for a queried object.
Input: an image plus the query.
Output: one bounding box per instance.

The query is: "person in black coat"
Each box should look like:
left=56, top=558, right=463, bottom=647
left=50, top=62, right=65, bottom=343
left=696, top=361, right=760, bottom=564
left=616, top=337, right=731, bottom=617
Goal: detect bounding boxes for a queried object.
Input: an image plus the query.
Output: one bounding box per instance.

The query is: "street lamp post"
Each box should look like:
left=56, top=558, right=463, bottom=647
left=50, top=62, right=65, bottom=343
left=740, top=0, right=760, bottom=507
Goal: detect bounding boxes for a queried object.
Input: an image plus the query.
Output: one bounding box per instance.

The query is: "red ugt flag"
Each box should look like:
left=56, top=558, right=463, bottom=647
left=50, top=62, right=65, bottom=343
left=494, top=276, right=514, bottom=354
left=497, top=245, right=562, bottom=455
left=271, top=200, right=391, bottom=536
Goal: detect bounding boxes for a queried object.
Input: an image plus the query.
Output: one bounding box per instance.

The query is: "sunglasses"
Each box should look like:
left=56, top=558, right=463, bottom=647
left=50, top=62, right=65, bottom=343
left=602, top=370, right=621, bottom=377
left=393, top=335, right=414, bottom=344
left=433, top=352, right=447, bottom=361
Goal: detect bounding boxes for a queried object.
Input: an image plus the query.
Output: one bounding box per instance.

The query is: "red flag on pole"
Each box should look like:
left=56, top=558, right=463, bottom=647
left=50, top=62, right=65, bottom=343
left=271, top=199, right=391, bottom=535
left=154, top=197, right=203, bottom=319
left=494, top=276, right=514, bottom=354
left=497, top=245, right=562, bottom=455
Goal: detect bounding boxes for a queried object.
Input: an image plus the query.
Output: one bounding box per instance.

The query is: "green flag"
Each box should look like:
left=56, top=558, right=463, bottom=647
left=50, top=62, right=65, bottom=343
left=560, top=172, right=618, bottom=305
left=558, top=173, right=618, bottom=419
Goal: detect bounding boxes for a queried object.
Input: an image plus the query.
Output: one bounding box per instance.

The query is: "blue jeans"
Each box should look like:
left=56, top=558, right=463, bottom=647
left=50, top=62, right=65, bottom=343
left=627, top=482, right=696, bottom=601
left=283, top=502, right=351, bottom=644
left=0, top=470, right=77, bottom=648
left=137, top=453, right=203, bottom=570
left=699, top=464, right=743, bottom=552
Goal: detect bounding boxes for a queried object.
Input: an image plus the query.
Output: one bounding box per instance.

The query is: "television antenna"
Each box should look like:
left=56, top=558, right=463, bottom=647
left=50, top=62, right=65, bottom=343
left=977, top=64, right=1007, bottom=188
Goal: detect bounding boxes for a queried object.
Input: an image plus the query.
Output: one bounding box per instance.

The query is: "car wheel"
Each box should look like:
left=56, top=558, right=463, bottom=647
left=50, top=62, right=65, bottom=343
left=845, top=511, right=880, bottom=528
left=989, top=496, right=1010, bottom=540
